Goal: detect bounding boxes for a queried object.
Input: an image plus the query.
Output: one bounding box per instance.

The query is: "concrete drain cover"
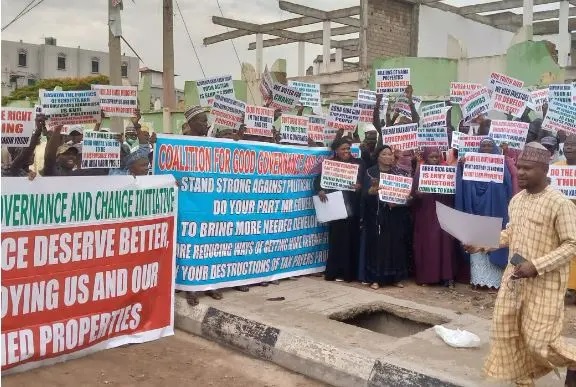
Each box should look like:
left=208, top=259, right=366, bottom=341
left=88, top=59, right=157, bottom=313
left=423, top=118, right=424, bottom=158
left=328, top=303, right=449, bottom=338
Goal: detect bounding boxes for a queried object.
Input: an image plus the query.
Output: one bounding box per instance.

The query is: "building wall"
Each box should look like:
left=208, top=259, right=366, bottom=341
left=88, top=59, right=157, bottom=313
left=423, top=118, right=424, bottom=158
left=417, top=6, right=514, bottom=59
left=1, top=39, right=139, bottom=97
left=367, top=0, right=416, bottom=66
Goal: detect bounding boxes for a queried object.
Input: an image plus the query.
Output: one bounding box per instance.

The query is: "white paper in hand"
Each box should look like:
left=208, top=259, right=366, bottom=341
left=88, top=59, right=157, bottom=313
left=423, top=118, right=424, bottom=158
left=313, top=191, right=348, bottom=223
left=435, top=201, right=502, bottom=248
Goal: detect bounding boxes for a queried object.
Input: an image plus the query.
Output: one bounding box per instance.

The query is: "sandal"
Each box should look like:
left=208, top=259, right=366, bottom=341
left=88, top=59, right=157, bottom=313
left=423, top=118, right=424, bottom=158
left=394, top=282, right=405, bottom=288
left=370, top=283, right=380, bottom=290
left=186, top=291, right=199, bottom=306
left=206, top=290, right=223, bottom=300
left=235, top=286, right=250, bottom=292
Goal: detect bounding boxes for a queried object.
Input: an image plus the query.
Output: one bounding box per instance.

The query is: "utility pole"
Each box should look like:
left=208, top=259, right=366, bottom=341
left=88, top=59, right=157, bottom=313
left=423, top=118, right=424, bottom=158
left=162, top=0, right=176, bottom=134
left=108, top=0, right=123, bottom=132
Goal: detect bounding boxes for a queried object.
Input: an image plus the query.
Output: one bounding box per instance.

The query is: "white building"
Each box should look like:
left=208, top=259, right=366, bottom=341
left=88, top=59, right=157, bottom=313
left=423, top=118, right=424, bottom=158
left=1, top=38, right=140, bottom=97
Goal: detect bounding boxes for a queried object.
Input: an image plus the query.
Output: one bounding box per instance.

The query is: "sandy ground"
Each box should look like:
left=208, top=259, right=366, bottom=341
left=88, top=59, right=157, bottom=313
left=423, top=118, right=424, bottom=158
left=2, top=331, right=325, bottom=387
left=332, top=278, right=576, bottom=337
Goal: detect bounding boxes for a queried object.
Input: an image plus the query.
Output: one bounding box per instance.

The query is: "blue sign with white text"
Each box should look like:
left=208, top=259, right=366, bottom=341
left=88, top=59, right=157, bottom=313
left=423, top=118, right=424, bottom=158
left=154, top=135, right=332, bottom=290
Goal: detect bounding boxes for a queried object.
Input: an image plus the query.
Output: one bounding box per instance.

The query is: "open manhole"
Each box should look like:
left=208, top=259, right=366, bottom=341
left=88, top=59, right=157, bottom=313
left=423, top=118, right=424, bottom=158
left=329, top=303, right=449, bottom=338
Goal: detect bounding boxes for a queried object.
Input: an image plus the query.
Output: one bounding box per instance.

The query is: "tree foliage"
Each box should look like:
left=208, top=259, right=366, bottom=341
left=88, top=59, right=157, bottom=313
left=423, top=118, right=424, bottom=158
left=2, top=75, right=109, bottom=105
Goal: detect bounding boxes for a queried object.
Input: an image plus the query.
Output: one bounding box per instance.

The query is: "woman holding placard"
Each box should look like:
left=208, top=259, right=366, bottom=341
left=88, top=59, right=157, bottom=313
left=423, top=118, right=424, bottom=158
left=315, top=137, right=364, bottom=283
left=455, top=137, right=515, bottom=290
left=411, top=147, right=459, bottom=288
left=361, top=145, right=412, bottom=289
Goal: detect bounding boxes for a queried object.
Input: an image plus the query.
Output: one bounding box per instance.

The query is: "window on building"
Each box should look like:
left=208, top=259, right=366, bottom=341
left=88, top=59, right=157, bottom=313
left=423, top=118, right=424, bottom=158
left=18, top=50, right=27, bottom=67
left=121, top=62, right=128, bottom=78
left=28, top=78, right=36, bottom=86
left=57, top=53, right=66, bottom=70
left=91, top=57, right=100, bottom=73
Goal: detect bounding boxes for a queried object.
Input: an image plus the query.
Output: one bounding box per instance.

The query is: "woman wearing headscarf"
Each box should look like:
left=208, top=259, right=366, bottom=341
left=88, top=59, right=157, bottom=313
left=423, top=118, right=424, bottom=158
left=455, top=137, right=515, bottom=289
left=361, top=145, right=412, bottom=289
left=315, top=136, right=364, bottom=282
left=411, top=147, right=458, bottom=288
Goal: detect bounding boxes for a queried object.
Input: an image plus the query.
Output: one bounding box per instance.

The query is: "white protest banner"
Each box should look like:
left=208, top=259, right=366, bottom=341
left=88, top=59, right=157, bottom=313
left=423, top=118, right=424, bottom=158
left=528, top=89, right=548, bottom=115
left=280, top=114, right=308, bottom=145
left=412, top=96, right=422, bottom=113
left=451, top=131, right=463, bottom=149
left=488, top=72, right=524, bottom=91
left=1, top=107, right=35, bottom=147
left=358, top=89, right=377, bottom=103
left=91, top=85, right=137, bottom=118
left=210, top=94, right=246, bottom=130
left=542, top=100, right=576, bottom=135
left=548, top=165, right=576, bottom=199
left=548, top=84, right=572, bottom=105
left=288, top=80, right=321, bottom=107
left=392, top=96, right=412, bottom=119
left=463, top=152, right=505, bottom=183
left=1, top=175, right=176, bottom=373
left=461, top=87, right=490, bottom=123
left=196, top=75, right=235, bottom=107
left=381, top=123, right=418, bottom=151
left=307, top=115, right=325, bottom=144
left=379, top=173, right=413, bottom=204
left=417, top=126, right=449, bottom=150
left=244, top=105, right=274, bottom=137
left=354, top=100, right=377, bottom=123
left=488, top=120, right=529, bottom=150
left=450, top=82, right=483, bottom=104
left=40, top=90, right=100, bottom=126
left=375, top=68, right=410, bottom=95
left=270, top=83, right=301, bottom=112
left=458, top=135, right=484, bottom=155
left=81, top=130, right=121, bottom=169
left=326, top=104, right=361, bottom=134
left=573, top=82, right=576, bottom=105
left=418, top=165, right=457, bottom=194
left=260, top=66, right=274, bottom=104
left=320, top=159, right=359, bottom=191
left=489, top=83, right=530, bottom=117
left=421, top=102, right=449, bottom=128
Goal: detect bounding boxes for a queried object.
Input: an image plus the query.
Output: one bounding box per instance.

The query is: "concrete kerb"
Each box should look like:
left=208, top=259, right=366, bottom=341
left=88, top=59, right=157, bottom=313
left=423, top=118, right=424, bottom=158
left=174, top=297, right=469, bottom=387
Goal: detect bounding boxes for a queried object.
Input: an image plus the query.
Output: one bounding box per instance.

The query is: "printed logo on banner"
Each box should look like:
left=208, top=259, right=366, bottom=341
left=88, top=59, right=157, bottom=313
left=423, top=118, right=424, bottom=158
left=91, top=85, right=137, bottom=118
left=326, top=104, right=361, bottom=135
left=153, top=135, right=331, bottom=291
left=375, top=68, right=410, bottom=95
left=280, top=114, right=309, bottom=145
left=381, top=123, right=418, bottom=151
left=196, top=75, right=235, bottom=107
left=489, top=83, right=530, bottom=118
left=488, top=120, right=529, bottom=150
left=81, top=130, right=122, bottom=169
left=1, top=107, right=35, bottom=147
left=0, top=175, right=177, bottom=372
left=288, top=81, right=321, bottom=108
left=244, top=105, right=274, bottom=138
left=548, top=166, right=576, bottom=199
left=40, top=90, right=101, bottom=127
left=463, top=152, right=505, bottom=183
left=458, top=135, right=484, bottom=155
left=379, top=173, right=412, bottom=204
left=450, top=82, right=483, bottom=104
left=209, top=94, right=246, bottom=130
left=461, top=87, right=490, bottom=123
left=307, top=115, right=325, bottom=144
left=320, top=159, right=360, bottom=191
left=418, top=165, right=457, bottom=194
left=417, top=126, right=449, bottom=150
left=542, top=100, right=576, bottom=135
left=548, top=84, right=572, bottom=105
left=270, top=83, right=301, bottom=112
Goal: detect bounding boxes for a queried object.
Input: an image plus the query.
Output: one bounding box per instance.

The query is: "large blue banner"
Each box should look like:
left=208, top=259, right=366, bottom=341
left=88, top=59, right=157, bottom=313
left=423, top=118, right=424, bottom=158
left=154, top=135, right=332, bottom=290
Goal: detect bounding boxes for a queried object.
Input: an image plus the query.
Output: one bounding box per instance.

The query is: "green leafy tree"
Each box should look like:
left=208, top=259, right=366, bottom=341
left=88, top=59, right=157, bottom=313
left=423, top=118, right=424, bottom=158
left=2, top=75, right=109, bottom=105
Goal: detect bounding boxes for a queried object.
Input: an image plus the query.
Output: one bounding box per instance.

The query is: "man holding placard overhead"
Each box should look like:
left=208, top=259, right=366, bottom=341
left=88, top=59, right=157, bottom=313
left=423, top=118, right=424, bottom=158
left=466, top=142, right=576, bottom=386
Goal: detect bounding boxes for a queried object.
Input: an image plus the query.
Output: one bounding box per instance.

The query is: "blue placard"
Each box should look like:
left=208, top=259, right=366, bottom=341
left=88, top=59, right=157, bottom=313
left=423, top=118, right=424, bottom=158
left=153, top=135, right=332, bottom=290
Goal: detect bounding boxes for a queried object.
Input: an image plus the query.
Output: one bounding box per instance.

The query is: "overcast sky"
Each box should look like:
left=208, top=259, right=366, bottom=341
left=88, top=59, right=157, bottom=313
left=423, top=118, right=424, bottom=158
left=1, top=0, right=561, bottom=89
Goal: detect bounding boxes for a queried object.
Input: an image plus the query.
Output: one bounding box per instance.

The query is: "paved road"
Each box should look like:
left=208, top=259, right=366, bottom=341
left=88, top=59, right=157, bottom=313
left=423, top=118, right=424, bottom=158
left=3, top=330, right=325, bottom=387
